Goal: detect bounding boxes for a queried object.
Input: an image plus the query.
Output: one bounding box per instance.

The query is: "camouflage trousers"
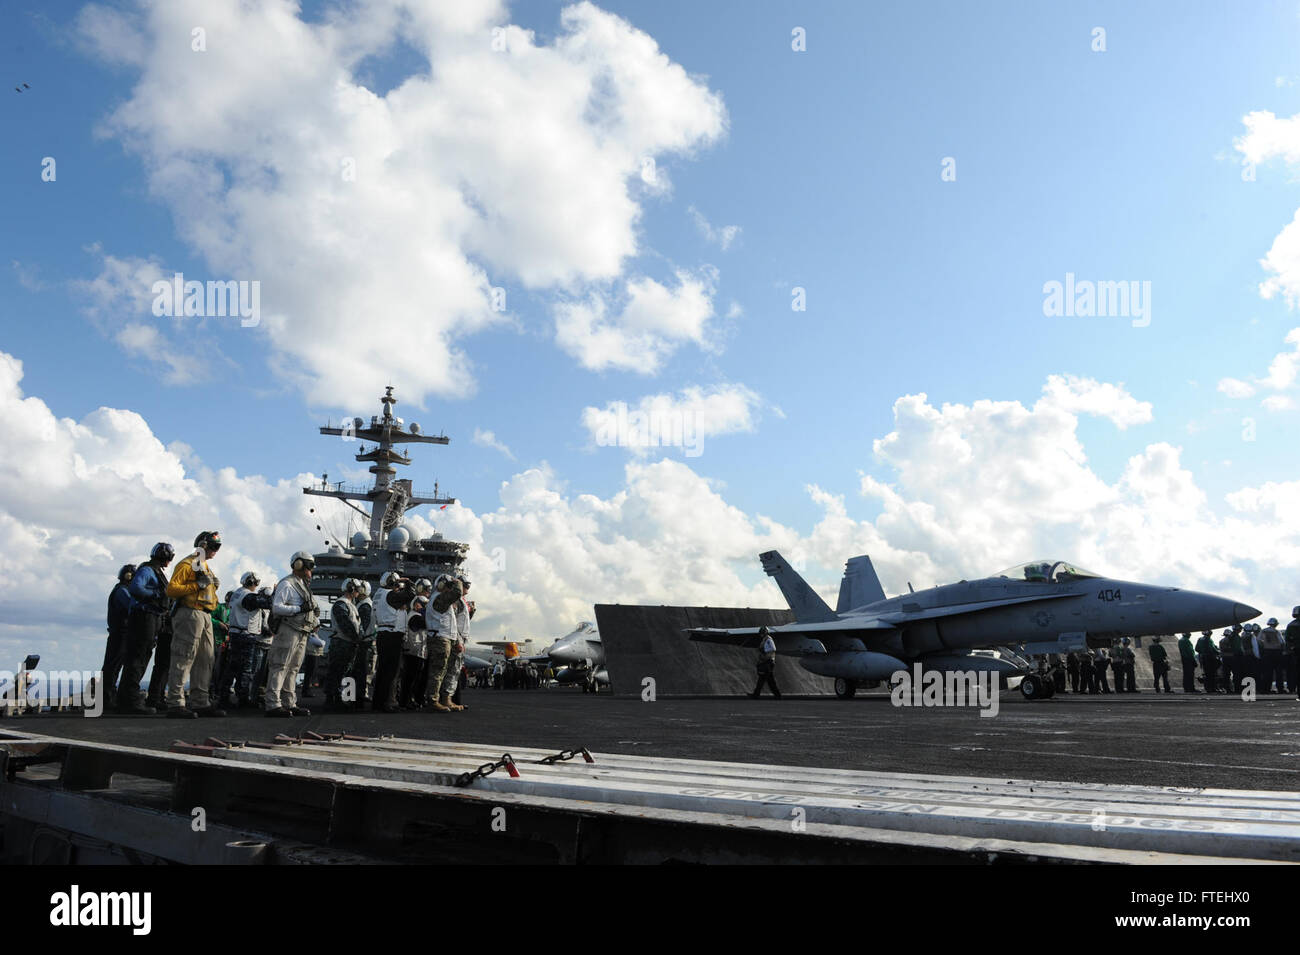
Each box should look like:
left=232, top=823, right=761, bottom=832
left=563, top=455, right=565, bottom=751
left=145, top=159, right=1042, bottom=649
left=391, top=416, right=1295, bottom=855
left=424, top=636, right=463, bottom=701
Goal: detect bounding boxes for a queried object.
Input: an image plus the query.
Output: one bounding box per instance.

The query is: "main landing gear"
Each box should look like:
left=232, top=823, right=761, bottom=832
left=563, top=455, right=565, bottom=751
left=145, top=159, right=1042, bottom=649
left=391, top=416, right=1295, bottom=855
left=834, top=678, right=857, bottom=699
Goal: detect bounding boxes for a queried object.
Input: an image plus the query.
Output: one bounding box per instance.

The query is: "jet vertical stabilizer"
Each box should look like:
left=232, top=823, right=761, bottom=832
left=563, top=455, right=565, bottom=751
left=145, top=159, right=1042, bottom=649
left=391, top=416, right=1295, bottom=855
left=837, top=555, right=886, bottom=612
left=759, top=551, right=836, bottom=623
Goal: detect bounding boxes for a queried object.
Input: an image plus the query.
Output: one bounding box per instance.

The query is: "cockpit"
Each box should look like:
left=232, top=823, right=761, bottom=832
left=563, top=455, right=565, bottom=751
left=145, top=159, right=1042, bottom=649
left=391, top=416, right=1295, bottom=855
left=993, top=560, right=1101, bottom=583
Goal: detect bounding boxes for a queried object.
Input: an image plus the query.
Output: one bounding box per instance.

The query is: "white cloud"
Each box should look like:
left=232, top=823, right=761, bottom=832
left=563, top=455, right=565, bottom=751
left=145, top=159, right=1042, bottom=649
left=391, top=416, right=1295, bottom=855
left=77, top=0, right=727, bottom=406
left=472, top=427, right=515, bottom=460
left=115, top=324, right=205, bottom=385
left=1262, top=394, right=1296, bottom=412
left=1038, top=374, right=1152, bottom=429
left=554, top=268, right=717, bottom=373
left=687, top=205, right=740, bottom=250
left=1218, top=377, right=1257, bottom=398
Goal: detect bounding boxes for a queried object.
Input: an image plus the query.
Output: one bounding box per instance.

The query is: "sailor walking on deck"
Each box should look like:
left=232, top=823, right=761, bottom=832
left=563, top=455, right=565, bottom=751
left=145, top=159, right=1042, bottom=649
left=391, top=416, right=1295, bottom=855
left=749, top=627, right=781, bottom=699
left=264, top=551, right=320, bottom=717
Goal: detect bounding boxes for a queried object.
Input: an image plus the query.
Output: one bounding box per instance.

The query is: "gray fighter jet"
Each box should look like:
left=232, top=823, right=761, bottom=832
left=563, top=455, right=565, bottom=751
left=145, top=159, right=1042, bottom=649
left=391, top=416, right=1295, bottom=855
left=535, top=622, right=606, bottom=692
left=688, top=552, right=1260, bottom=699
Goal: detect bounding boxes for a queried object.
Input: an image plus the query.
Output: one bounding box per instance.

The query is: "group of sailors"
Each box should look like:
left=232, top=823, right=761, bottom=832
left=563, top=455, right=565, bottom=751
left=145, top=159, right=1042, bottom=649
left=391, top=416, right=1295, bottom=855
left=1169, top=615, right=1300, bottom=696
left=331, top=569, right=476, bottom=714
left=1034, top=610, right=1300, bottom=698
left=103, top=532, right=479, bottom=718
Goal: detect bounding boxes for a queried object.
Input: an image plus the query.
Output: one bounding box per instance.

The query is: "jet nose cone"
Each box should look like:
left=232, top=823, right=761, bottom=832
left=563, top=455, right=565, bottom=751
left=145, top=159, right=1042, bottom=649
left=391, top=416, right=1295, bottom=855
left=1234, top=603, right=1261, bottom=624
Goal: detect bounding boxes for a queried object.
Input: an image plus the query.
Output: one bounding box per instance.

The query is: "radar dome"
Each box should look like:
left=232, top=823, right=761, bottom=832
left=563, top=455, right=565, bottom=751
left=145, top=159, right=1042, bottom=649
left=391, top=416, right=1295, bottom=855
left=350, top=531, right=368, bottom=549
left=409, top=422, right=421, bottom=434
left=388, top=526, right=411, bottom=551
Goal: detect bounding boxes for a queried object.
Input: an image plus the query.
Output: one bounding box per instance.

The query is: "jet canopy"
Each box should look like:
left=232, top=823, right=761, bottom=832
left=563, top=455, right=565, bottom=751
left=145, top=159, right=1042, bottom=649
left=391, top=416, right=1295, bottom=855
left=993, top=560, right=1100, bottom=583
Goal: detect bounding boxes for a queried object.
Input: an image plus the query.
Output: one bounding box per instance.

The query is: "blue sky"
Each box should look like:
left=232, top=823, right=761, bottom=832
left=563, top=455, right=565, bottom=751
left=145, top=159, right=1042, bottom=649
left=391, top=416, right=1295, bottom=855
left=4, top=0, right=1300, bottom=669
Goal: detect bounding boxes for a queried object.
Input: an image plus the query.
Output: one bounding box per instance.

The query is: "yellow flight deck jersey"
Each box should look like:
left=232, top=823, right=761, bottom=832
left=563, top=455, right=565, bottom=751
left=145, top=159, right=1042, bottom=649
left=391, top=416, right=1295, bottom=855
left=167, top=555, right=219, bottom=612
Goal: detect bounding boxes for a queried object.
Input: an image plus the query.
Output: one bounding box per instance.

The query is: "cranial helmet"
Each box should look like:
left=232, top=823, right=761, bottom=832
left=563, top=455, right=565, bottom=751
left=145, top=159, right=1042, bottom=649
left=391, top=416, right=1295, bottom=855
left=1268, top=617, right=1279, bottom=626
left=118, top=564, right=136, bottom=583
left=240, top=571, right=260, bottom=588
left=380, top=571, right=401, bottom=588
left=291, top=550, right=315, bottom=571
left=151, top=541, right=175, bottom=562
left=195, top=530, right=222, bottom=551
left=358, top=580, right=371, bottom=597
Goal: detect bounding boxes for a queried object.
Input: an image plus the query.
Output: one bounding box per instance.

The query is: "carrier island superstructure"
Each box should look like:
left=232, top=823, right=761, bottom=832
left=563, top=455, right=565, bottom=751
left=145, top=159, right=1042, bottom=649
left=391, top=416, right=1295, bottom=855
left=303, top=386, right=467, bottom=598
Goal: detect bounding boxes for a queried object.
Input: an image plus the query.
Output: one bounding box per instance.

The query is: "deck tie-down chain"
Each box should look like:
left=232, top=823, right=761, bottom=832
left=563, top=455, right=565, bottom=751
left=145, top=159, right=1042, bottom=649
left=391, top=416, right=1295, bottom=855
left=536, top=747, right=594, bottom=765
left=454, top=754, right=519, bottom=787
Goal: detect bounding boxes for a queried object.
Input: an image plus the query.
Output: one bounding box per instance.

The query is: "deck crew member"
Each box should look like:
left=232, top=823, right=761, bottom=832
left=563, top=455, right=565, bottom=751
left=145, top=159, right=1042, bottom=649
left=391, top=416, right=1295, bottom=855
left=103, top=564, right=135, bottom=709
left=264, top=551, right=320, bottom=717
left=372, top=572, right=412, bottom=713
left=117, top=543, right=174, bottom=715
left=1287, top=607, right=1300, bottom=700
left=164, top=531, right=225, bottom=718
left=325, top=579, right=363, bottom=708
left=1196, top=629, right=1220, bottom=694
left=1118, top=638, right=1137, bottom=693
left=1148, top=636, right=1171, bottom=692
left=749, top=626, right=781, bottom=699
left=1093, top=648, right=1111, bottom=694
left=1260, top=618, right=1285, bottom=694
left=223, top=572, right=271, bottom=708
left=1178, top=632, right=1199, bottom=693
left=424, top=574, right=464, bottom=712
left=351, top=581, right=378, bottom=707
left=439, top=578, right=472, bottom=712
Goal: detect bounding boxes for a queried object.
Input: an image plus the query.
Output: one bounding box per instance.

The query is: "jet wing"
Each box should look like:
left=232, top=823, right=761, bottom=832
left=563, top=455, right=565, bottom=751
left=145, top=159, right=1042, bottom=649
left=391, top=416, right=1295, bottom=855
left=688, top=592, right=1079, bottom=649
left=872, top=591, right=1080, bottom=625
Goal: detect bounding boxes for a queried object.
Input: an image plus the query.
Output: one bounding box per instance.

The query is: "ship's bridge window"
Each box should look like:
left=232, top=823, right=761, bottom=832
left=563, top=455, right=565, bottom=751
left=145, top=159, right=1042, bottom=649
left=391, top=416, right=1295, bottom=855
left=994, top=560, right=1101, bottom=583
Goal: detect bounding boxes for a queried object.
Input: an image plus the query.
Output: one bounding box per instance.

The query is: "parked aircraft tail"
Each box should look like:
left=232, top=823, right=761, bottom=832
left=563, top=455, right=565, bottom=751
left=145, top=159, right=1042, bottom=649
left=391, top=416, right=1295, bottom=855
left=837, top=555, right=886, bottom=612
left=759, top=551, right=836, bottom=623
